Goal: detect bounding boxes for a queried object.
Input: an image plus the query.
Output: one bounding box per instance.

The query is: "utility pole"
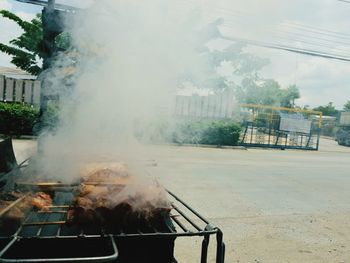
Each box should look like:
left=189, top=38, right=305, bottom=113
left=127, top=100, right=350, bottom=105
left=39, top=0, right=55, bottom=130
left=13, top=0, right=76, bottom=152
left=38, top=0, right=64, bottom=152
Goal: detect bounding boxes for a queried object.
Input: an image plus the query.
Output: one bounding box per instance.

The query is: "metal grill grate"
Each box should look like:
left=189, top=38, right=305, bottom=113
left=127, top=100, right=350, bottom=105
left=0, top=189, right=225, bottom=263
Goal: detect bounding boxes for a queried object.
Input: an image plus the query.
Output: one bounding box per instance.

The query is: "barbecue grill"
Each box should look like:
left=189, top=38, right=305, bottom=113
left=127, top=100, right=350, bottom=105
left=0, top=186, right=225, bottom=263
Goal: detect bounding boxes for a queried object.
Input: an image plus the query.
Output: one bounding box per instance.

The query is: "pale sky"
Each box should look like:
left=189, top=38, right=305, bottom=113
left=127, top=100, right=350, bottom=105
left=0, top=0, right=349, bottom=109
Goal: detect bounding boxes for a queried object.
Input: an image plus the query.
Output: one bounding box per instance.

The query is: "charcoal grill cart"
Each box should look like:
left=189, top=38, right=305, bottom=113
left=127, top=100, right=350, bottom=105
left=0, top=186, right=225, bottom=263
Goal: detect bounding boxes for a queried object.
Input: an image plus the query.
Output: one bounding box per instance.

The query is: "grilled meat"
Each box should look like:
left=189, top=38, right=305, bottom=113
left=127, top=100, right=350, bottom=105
left=31, top=192, right=52, bottom=211
left=80, top=162, right=129, bottom=182
left=67, top=164, right=172, bottom=231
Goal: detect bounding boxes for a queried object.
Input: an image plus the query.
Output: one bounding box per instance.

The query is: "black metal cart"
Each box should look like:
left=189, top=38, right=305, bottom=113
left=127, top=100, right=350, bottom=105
left=0, top=189, right=225, bottom=263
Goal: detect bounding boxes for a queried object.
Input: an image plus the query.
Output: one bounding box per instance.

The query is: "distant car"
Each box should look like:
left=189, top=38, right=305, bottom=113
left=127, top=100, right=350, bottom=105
left=336, top=111, right=350, bottom=146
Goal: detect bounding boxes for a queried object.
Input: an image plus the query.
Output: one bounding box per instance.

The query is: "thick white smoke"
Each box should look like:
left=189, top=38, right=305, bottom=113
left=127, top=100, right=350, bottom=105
left=34, top=0, right=217, bottom=182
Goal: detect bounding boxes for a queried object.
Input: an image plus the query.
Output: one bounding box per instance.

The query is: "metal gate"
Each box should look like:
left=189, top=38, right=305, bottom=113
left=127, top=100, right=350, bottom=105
left=240, top=104, right=323, bottom=150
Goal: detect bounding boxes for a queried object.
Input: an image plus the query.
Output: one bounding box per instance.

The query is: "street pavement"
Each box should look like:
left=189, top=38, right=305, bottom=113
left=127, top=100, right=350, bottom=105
left=12, top=138, right=350, bottom=262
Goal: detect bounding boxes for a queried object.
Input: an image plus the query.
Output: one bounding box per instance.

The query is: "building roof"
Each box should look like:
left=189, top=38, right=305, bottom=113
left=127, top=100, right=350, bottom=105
left=0, top=66, right=36, bottom=79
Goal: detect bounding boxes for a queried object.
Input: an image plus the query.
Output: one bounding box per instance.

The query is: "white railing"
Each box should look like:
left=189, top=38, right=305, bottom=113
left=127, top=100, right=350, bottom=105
left=0, top=75, right=41, bottom=105
left=174, top=90, right=237, bottom=119
left=1, top=74, right=236, bottom=117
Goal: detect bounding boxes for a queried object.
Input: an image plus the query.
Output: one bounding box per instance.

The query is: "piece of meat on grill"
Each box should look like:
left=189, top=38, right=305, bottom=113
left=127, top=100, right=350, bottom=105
left=68, top=198, right=172, bottom=232
left=78, top=184, right=95, bottom=196
left=68, top=164, right=173, bottom=232
left=31, top=192, right=52, bottom=211
left=80, top=163, right=129, bottom=183
left=67, top=207, right=97, bottom=226
left=75, top=196, right=93, bottom=209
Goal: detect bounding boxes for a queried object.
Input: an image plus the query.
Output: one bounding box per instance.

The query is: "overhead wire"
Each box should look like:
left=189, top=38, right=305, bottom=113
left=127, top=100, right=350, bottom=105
left=269, top=34, right=350, bottom=57
left=337, top=0, right=350, bottom=3
left=180, top=0, right=350, bottom=41
left=220, top=24, right=350, bottom=62
left=222, top=21, right=350, bottom=59
left=179, top=0, right=350, bottom=62
left=280, top=22, right=350, bottom=40
left=182, top=0, right=350, bottom=52
left=221, top=21, right=350, bottom=56
left=17, top=0, right=350, bottom=62
left=221, top=16, right=350, bottom=44
left=221, top=34, right=350, bottom=62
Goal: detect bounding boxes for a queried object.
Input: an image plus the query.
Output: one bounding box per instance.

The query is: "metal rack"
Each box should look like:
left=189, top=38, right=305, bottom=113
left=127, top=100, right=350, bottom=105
left=0, top=189, right=225, bottom=263
left=240, top=104, right=322, bottom=150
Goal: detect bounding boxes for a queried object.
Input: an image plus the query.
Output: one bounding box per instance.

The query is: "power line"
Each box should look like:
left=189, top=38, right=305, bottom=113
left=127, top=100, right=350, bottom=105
left=281, top=22, right=350, bottom=40
left=221, top=35, right=350, bottom=62
left=218, top=19, right=350, bottom=60
left=222, top=20, right=350, bottom=49
left=222, top=23, right=350, bottom=60
left=221, top=16, right=350, bottom=43
left=185, top=0, right=350, bottom=42
left=220, top=23, right=350, bottom=57
left=270, top=33, right=350, bottom=56
left=180, top=0, right=350, bottom=61
left=272, top=29, right=350, bottom=47
left=193, top=1, right=350, bottom=40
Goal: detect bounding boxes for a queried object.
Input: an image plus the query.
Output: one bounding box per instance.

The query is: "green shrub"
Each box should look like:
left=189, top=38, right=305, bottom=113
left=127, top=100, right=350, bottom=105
left=172, top=120, right=207, bottom=144
left=33, top=102, right=60, bottom=135
left=0, top=102, right=39, bottom=135
left=172, top=119, right=241, bottom=146
left=200, top=120, right=241, bottom=146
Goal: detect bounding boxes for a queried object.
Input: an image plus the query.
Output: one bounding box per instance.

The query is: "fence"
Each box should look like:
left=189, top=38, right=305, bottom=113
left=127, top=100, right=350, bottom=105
left=174, top=90, right=237, bottom=119
left=240, top=104, right=323, bottom=150
left=0, top=75, right=41, bottom=105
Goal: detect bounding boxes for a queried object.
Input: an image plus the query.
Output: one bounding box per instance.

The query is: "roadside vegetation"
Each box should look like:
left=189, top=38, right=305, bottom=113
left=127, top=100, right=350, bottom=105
left=0, top=102, right=59, bottom=136
left=172, top=120, right=241, bottom=146
left=0, top=102, right=38, bottom=136
left=0, top=10, right=70, bottom=75
left=0, top=10, right=43, bottom=75
left=136, top=119, right=242, bottom=146
left=0, top=102, right=242, bottom=146
left=1, top=9, right=350, bottom=143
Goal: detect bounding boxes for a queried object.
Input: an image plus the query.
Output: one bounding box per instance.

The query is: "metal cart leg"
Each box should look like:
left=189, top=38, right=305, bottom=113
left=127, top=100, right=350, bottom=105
left=216, top=229, right=225, bottom=263
left=200, top=234, right=210, bottom=263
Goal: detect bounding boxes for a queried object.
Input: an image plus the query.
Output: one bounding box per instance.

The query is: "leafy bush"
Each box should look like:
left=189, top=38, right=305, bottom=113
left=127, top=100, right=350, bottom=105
left=172, top=119, right=241, bottom=146
left=0, top=102, right=39, bottom=135
left=32, top=102, right=60, bottom=135
left=172, top=120, right=207, bottom=144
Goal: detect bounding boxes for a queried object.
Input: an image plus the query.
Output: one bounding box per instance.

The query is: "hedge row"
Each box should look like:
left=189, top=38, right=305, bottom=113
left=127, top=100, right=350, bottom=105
left=172, top=120, right=241, bottom=146
left=0, top=102, right=39, bottom=136
left=1, top=102, right=241, bottom=146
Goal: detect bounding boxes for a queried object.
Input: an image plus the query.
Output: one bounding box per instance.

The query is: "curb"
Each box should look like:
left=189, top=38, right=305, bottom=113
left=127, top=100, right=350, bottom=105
left=166, top=143, right=247, bottom=150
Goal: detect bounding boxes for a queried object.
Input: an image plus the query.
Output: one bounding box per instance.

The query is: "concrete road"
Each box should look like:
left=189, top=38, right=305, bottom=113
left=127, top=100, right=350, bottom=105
left=11, top=138, right=350, bottom=262
left=145, top=139, right=350, bottom=263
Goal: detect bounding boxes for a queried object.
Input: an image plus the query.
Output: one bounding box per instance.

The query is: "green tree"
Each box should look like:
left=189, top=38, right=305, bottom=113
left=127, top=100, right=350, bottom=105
left=280, top=85, right=300, bottom=108
left=213, top=41, right=301, bottom=107
left=0, top=10, right=72, bottom=75
left=184, top=19, right=270, bottom=93
left=344, top=100, right=350, bottom=111
left=236, top=79, right=301, bottom=107
left=0, top=10, right=43, bottom=75
left=313, top=102, right=339, bottom=117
